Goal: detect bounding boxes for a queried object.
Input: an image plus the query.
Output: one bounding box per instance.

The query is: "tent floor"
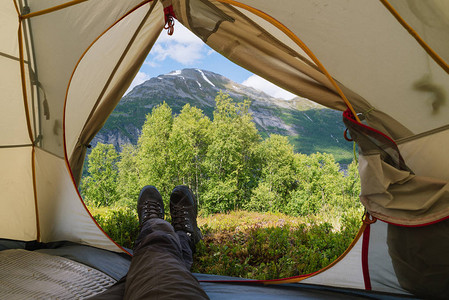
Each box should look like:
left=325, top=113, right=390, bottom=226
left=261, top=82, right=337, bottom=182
left=195, top=274, right=418, bottom=300
left=0, top=240, right=418, bottom=299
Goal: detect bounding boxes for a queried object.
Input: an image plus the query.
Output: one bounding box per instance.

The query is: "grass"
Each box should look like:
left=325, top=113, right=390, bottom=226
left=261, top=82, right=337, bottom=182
left=197, top=210, right=304, bottom=232
left=89, top=206, right=362, bottom=280
left=192, top=210, right=361, bottom=280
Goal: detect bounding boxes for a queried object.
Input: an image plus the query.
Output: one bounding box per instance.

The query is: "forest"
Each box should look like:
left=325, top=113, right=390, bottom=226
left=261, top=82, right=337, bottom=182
left=81, top=92, right=363, bottom=279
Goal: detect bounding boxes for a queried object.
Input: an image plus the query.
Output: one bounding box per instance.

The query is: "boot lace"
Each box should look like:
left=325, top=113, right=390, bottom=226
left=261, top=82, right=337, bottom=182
left=171, top=205, right=192, bottom=233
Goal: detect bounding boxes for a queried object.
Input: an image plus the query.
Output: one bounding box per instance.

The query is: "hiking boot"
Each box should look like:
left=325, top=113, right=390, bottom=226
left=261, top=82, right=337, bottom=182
left=137, top=185, right=164, bottom=226
left=170, top=185, right=202, bottom=249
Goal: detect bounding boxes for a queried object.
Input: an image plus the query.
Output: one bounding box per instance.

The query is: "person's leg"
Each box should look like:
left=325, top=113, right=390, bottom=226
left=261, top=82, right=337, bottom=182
left=124, top=218, right=208, bottom=300
left=123, top=186, right=209, bottom=300
left=87, top=184, right=167, bottom=300
left=177, top=230, right=193, bottom=270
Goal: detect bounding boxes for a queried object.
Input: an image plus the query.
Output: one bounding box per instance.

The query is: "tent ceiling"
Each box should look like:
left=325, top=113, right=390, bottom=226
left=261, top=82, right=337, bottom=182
left=235, top=0, right=449, bottom=135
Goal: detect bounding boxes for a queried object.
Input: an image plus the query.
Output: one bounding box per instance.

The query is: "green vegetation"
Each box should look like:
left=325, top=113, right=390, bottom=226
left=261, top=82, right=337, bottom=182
left=193, top=211, right=360, bottom=279
left=81, top=92, right=362, bottom=279
left=99, top=82, right=353, bottom=167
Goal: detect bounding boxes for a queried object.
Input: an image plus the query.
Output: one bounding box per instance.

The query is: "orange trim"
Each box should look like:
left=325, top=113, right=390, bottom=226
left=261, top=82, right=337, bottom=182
left=62, top=0, right=156, bottom=256
left=21, top=0, right=89, bottom=19
left=380, top=0, right=449, bottom=75
left=216, top=0, right=360, bottom=123
left=13, top=0, right=20, bottom=16
left=31, top=147, right=41, bottom=242
left=17, top=22, right=34, bottom=142
left=18, top=12, right=41, bottom=242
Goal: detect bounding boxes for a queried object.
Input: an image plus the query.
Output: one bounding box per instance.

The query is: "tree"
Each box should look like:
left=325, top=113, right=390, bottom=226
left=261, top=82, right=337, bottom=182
left=202, top=92, right=261, bottom=213
left=80, top=143, right=119, bottom=207
left=341, top=160, right=362, bottom=210
left=287, top=153, right=344, bottom=216
left=168, top=104, right=211, bottom=205
left=116, top=144, right=140, bottom=208
left=246, top=134, right=297, bottom=212
left=136, top=102, right=173, bottom=208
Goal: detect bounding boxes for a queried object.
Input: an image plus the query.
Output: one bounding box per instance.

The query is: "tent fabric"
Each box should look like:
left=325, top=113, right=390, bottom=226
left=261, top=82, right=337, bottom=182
left=35, top=148, right=125, bottom=251
left=66, top=1, right=165, bottom=184
left=1, top=0, right=449, bottom=298
left=344, top=109, right=449, bottom=225
left=386, top=0, right=449, bottom=68
left=300, top=229, right=365, bottom=290
left=0, top=147, right=36, bottom=241
left=234, top=0, right=449, bottom=136
left=358, top=154, right=449, bottom=225
left=195, top=274, right=416, bottom=300
left=365, top=221, right=409, bottom=294
left=387, top=218, right=449, bottom=298
left=176, top=0, right=449, bottom=225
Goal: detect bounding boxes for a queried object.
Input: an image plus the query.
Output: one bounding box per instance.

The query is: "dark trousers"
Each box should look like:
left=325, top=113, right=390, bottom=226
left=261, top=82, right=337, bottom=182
left=89, top=219, right=209, bottom=300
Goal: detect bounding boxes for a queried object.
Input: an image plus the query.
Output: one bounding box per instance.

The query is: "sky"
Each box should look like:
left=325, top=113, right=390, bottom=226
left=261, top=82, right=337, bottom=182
left=126, top=22, right=296, bottom=100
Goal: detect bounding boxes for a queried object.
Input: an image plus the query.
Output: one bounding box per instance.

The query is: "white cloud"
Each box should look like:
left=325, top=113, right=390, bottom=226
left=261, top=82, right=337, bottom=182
left=242, top=75, right=296, bottom=100
left=125, top=71, right=151, bottom=95
left=151, top=42, right=204, bottom=65
left=147, top=22, right=207, bottom=65
left=144, top=60, right=159, bottom=68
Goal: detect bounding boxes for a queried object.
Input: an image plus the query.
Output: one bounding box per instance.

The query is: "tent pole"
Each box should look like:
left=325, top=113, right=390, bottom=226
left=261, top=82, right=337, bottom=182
left=380, top=0, right=449, bottom=75
left=18, top=11, right=41, bottom=241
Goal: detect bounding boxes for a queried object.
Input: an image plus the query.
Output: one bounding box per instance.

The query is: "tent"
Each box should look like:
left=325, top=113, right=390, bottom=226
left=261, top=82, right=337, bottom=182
left=1, top=0, right=448, bottom=298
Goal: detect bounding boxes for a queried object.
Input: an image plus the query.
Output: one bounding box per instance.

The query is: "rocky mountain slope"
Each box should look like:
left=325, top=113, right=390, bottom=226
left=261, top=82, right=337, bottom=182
left=92, top=69, right=353, bottom=164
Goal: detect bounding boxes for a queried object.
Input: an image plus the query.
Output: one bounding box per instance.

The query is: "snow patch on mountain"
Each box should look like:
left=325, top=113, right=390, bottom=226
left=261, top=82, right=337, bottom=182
left=197, top=69, right=215, bottom=87
left=167, top=70, right=182, bottom=76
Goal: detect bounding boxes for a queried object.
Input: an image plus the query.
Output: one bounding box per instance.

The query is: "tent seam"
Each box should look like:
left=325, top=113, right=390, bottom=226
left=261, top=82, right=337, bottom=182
left=31, top=147, right=41, bottom=242
left=17, top=6, right=41, bottom=241
left=0, top=51, right=30, bottom=63
left=17, top=23, right=34, bottom=142
left=20, top=0, right=89, bottom=20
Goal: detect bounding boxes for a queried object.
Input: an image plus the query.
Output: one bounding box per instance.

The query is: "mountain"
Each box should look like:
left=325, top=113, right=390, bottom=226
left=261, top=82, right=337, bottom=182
left=92, top=68, right=354, bottom=165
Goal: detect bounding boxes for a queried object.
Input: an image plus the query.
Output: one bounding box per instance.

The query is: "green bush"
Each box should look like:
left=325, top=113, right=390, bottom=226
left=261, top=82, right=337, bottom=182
left=90, top=206, right=139, bottom=249
left=192, top=212, right=362, bottom=279
left=245, top=183, right=278, bottom=212
left=88, top=206, right=362, bottom=280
